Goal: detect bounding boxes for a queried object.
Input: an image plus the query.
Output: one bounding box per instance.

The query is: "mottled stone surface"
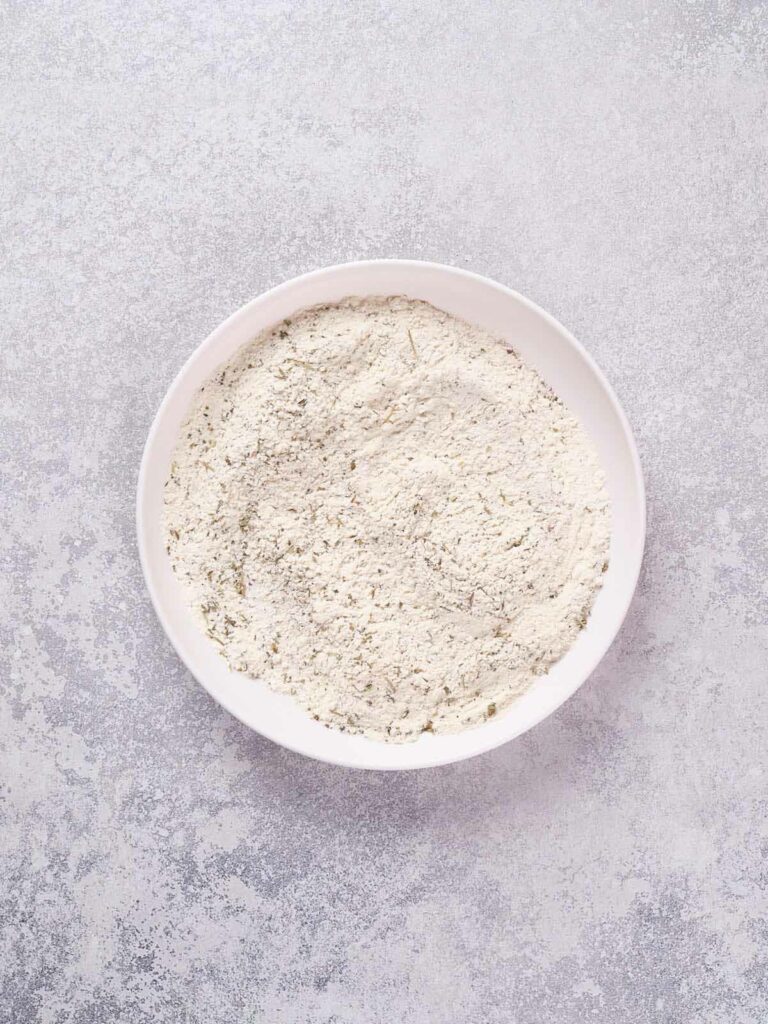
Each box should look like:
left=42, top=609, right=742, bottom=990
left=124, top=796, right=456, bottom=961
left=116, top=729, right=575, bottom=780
left=2, top=2, right=767, bottom=1021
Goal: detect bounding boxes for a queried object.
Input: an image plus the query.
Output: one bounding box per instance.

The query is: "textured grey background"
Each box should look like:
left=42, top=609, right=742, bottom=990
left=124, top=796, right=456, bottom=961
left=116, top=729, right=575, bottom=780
left=2, top=2, right=767, bottom=1022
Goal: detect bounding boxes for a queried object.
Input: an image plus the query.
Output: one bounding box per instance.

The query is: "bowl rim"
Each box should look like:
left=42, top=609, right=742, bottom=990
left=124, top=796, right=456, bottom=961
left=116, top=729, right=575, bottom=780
left=137, top=259, right=646, bottom=770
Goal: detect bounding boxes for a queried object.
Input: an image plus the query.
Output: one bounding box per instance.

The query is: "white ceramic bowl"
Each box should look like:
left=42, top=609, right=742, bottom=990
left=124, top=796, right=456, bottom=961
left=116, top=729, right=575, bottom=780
left=137, top=260, right=645, bottom=770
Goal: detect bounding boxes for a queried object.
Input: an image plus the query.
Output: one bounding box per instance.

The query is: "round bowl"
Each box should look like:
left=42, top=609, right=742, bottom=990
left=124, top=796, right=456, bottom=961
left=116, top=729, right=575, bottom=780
left=137, top=260, right=645, bottom=770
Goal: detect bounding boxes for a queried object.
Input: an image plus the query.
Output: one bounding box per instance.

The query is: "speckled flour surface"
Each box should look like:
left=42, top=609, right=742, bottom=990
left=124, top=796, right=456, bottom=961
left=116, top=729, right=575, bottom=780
left=165, top=298, right=609, bottom=739
left=2, top=3, right=768, bottom=1023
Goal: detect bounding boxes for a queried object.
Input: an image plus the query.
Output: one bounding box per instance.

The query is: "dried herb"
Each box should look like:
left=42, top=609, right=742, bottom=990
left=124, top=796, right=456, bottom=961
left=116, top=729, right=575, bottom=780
left=407, top=328, right=419, bottom=361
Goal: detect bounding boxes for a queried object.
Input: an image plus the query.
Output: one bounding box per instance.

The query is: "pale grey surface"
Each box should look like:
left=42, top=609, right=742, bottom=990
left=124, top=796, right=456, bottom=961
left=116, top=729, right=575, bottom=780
left=2, top=2, right=767, bottom=1022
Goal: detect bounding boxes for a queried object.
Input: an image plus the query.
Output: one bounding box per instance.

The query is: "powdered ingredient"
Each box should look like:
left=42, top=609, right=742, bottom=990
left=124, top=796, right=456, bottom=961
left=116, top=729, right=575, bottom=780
left=164, top=297, right=610, bottom=741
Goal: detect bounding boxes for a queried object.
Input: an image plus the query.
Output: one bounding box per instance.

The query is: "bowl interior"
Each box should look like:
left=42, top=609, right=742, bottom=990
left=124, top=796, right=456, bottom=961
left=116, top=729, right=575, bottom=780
left=138, top=261, right=644, bottom=769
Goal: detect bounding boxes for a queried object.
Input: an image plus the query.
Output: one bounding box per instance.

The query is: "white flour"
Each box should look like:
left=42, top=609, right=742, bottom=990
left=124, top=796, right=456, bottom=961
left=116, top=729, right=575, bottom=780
left=164, top=297, right=610, bottom=741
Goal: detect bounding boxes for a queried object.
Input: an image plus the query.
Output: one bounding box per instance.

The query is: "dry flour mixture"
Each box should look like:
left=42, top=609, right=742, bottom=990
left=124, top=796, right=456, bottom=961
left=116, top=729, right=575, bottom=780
left=164, top=297, right=610, bottom=741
